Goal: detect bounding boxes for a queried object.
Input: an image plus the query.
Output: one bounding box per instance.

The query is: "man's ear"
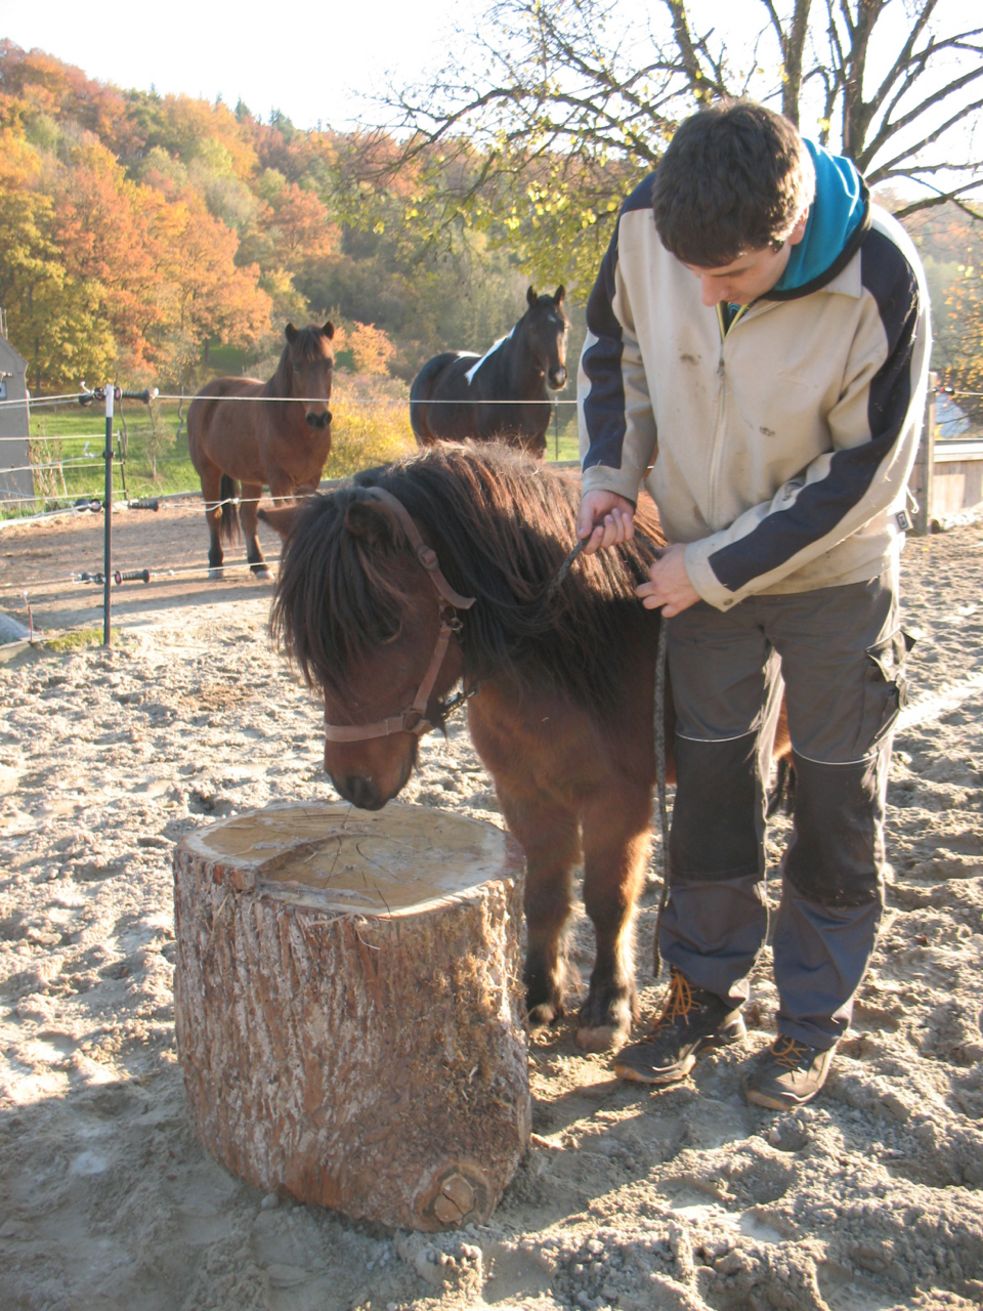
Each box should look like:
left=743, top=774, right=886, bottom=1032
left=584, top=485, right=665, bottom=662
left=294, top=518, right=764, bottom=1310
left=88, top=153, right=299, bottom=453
left=787, top=212, right=809, bottom=246
left=257, top=504, right=303, bottom=541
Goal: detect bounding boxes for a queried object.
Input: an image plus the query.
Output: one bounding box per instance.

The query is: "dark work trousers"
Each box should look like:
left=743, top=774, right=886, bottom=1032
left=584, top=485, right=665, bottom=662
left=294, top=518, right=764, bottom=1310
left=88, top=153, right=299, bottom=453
left=659, top=563, right=910, bottom=1050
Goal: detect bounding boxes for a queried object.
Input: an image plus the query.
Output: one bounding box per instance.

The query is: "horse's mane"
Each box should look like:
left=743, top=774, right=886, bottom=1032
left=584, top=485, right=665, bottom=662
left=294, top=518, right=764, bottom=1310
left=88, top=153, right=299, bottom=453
left=271, top=442, right=664, bottom=712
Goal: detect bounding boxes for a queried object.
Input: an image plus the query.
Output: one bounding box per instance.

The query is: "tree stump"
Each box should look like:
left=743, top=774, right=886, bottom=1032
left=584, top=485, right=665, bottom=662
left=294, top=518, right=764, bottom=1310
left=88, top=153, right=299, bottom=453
left=173, top=800, right=530, bottom=1231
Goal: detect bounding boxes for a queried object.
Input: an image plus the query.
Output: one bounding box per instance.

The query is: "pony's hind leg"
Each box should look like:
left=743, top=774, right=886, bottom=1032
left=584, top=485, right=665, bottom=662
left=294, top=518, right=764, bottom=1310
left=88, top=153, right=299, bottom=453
left=239, top=482, right=268, bottom=578
left=498, top=790, right=580, bottom=1030
left=577, top=790, right=653, bottom=1052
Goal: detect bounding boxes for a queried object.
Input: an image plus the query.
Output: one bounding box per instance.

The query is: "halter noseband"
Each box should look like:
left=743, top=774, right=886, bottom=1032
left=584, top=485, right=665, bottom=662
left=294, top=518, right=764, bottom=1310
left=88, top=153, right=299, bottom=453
left=322, top=486, right=476, bottom=743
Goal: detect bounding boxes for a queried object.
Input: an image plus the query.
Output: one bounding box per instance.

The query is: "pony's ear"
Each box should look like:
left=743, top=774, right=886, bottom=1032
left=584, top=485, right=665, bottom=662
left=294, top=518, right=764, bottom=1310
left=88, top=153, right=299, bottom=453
left=554, top=285, right=565, bottom=305
left=527, top=286, right=537, bottom=307
left=322, top=321, right=335, bottom=340
left=344, top=499, right=394, bottom=547
left=257, top=503, right=303, bottom=541
left=285, top=323, right=298, bottom=342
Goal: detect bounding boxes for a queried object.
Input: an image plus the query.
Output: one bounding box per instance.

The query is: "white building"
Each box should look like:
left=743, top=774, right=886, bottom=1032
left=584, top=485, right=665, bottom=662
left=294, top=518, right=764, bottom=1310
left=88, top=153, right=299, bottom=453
left=0, top=334, right=32, bottom=508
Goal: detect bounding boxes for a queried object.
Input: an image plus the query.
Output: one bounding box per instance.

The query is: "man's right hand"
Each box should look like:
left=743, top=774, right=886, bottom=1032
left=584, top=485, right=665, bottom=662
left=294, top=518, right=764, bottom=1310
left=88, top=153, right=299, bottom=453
left=576, top=490, right=636, bottom=554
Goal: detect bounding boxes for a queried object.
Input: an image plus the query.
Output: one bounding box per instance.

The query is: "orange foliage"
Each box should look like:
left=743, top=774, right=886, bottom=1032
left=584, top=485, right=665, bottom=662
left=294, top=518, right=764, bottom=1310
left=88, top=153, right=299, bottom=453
left=268, top=182, right=339, bottom=262
left=348, top=322, right=397, bottom=376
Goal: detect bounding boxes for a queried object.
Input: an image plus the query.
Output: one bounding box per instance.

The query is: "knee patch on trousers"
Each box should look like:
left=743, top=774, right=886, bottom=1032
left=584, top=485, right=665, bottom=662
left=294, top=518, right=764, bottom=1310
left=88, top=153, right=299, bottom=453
left=670, top=733, right=762, bottom=882
left=783, top=753, right=885, bottom=907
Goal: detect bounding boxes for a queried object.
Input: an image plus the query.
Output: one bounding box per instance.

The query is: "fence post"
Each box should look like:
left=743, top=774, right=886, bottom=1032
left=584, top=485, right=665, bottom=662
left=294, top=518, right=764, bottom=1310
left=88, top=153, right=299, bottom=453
left=102, top=385, right=115, bottom=646
left=913, top=372, right=937, bottom=536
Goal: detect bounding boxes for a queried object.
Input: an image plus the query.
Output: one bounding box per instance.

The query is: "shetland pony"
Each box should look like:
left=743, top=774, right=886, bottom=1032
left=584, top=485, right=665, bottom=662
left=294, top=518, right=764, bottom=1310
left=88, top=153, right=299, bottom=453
left=265, top=443, right=789, bottom=1051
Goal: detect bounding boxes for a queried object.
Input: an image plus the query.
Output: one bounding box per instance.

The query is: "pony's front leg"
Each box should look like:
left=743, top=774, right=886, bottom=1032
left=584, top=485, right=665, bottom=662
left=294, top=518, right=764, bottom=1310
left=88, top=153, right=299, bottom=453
left=578, top=790, right=652, bottom=1052
left=239, top=482, right=268, bottom=577
left=497, top=790, right=580, bottom=1029
left=196, top=466, right=226, bottom=578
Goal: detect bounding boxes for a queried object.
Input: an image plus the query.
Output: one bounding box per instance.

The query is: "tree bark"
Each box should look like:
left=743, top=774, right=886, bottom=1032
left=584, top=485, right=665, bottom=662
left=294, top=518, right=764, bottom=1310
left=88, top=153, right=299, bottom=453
left=173, top=800, right=530, bottom=1231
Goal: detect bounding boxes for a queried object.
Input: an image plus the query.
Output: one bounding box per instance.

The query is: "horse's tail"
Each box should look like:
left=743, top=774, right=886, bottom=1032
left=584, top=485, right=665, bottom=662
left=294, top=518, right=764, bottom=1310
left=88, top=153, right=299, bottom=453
left=219, top=473, right=241, bottom=544
left=409, top=354, right=459, bottom=444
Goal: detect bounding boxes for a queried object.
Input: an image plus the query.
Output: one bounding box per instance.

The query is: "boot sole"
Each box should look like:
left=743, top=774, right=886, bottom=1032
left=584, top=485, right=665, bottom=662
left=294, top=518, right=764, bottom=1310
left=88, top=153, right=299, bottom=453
left=614, top=1017, right=747, bottom=1085
left=744, top=1084, right=823, bottom=1110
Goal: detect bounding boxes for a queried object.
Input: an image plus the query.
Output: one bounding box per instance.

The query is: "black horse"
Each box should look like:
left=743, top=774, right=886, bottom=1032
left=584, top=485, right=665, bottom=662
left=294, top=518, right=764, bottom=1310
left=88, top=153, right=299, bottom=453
left=409, top=287, right=569, bottom=457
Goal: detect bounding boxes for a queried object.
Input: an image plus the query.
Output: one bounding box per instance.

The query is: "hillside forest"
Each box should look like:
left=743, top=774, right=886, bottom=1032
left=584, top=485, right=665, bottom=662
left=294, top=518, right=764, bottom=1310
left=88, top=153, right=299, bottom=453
left=0, top=38, right=980, bottom=425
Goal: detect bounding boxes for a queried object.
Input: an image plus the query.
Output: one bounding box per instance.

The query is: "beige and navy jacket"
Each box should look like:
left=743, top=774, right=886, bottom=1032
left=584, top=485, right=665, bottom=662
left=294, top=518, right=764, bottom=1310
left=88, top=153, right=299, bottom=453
left=578, top=159, right=931, bottom=611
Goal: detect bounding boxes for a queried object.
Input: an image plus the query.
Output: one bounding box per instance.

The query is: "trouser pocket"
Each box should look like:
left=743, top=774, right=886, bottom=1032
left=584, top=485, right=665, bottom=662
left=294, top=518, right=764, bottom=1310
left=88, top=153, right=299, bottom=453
left=860, top=626, right=915, bottom=755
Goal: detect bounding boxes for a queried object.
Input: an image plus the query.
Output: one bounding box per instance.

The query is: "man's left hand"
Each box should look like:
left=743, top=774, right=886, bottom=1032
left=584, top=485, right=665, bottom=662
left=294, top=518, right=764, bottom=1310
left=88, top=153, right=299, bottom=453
left=636, top=543, right=701, bottom=617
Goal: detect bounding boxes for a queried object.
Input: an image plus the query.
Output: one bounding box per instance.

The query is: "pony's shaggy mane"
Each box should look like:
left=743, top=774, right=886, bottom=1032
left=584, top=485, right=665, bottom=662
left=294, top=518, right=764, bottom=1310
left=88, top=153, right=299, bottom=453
left=271, top=442, right=664, bottom=711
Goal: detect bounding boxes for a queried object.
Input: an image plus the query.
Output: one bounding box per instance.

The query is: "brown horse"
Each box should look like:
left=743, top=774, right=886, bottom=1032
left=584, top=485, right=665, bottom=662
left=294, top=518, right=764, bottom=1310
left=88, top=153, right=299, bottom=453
left=265, top=443, right=789, bottom=1053
left=187, top=322, right=335, bottom=578
left=409, top=287, right=569, bottom=457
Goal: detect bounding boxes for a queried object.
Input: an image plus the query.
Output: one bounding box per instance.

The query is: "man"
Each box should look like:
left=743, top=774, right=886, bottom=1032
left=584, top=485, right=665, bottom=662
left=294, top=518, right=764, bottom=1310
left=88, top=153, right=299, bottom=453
left=576, top=99, right=930, bottom=1110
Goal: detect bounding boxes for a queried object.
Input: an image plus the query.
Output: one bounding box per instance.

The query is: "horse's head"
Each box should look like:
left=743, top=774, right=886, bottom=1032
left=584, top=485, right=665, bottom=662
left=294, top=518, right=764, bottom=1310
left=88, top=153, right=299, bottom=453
left=524, top=285, right=569, bottom=390
left=268, top=487, right=472, bottom=812
left=283, top=322, right=335, bottom=429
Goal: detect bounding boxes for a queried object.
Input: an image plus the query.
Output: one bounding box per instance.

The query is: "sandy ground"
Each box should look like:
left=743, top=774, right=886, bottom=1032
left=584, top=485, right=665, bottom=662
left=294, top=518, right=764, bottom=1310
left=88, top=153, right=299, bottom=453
left=0, top=500, right=981, bottom=1311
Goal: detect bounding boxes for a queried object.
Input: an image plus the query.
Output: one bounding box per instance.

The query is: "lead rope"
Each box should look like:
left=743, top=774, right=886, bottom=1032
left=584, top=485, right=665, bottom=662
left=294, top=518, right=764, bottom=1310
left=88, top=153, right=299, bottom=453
left=652, top=617, right=671, bottom=979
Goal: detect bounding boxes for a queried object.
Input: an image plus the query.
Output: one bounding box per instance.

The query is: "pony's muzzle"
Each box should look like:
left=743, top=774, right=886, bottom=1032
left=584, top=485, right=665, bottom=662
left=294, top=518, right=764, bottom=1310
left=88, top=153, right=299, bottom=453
left=306, top=410, right=332, bottom=429
left=332, top=773, right=386, bottom=811
left=549, top=366, right=567, bottom=389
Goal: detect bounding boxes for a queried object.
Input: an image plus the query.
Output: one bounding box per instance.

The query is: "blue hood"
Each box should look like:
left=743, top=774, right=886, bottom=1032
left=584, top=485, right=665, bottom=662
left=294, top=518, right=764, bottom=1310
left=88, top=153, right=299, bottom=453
left=772, top=140, right=867, bottom=294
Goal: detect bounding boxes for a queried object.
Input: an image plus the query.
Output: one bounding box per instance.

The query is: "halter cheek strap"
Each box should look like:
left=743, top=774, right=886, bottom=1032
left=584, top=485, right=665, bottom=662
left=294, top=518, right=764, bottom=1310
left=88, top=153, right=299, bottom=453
left=322, top=487, right=476, bottom=743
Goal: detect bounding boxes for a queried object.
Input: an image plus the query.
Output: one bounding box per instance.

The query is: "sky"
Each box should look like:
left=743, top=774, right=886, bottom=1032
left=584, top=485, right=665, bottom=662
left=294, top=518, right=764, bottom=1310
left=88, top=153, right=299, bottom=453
left=0, top=0, right=484, bottom=133
left=1, top=0, right=977, bottom=185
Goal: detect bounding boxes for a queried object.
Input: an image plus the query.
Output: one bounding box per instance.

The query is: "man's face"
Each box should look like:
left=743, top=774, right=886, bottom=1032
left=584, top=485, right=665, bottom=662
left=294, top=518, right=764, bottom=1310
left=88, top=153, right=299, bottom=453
left=682, top=214, right=808, bottom=308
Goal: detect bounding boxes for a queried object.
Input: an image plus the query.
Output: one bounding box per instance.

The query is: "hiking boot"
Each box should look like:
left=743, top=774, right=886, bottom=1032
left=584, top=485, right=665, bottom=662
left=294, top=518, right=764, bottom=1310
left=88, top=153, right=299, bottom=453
left=613, top=969, right=746, bottom=1085
left=743, top=1036, right=835, bottom=1110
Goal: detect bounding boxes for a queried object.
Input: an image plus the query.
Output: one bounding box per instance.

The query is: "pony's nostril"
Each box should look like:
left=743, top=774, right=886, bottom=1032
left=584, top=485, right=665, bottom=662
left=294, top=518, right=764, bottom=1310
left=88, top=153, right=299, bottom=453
left=307, top=410, right=332, bottom=430
left=342, top=776, right=383, bottom=811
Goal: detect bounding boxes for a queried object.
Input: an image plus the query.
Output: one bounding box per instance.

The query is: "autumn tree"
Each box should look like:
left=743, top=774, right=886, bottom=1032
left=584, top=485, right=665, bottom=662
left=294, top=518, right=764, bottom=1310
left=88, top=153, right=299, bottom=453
left=379, top=0, right=982, bottom=289
left=149, top=191, right=272, bottom=387
left=907, top=203, right=983, bottom=420
left=0, top=131, right=115, bottom=390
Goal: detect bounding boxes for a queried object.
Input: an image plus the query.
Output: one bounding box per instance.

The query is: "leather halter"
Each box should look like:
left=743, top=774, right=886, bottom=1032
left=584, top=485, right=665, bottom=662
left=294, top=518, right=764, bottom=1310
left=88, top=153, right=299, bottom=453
left=323, top=487, right=476, bottom=743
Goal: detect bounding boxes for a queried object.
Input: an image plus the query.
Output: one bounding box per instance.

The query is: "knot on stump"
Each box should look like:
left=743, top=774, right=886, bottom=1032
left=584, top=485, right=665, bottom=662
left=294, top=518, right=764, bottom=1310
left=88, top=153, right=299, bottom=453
left=417, top=1161, right=492, bottom=1229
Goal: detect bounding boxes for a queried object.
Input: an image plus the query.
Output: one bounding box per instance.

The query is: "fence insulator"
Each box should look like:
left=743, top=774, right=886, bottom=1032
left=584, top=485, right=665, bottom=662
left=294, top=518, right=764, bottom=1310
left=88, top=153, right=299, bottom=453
left=76, top=568, right=151, bottom=586
left=78, top=385, right=158, bottom=407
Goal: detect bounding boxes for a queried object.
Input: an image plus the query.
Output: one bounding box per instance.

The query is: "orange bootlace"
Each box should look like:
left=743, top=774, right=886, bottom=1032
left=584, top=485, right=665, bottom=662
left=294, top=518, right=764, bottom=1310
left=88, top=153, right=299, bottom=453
left=771, top=1036, right=809, bottom=1068
left=651, top=970, right=696, bottom=1030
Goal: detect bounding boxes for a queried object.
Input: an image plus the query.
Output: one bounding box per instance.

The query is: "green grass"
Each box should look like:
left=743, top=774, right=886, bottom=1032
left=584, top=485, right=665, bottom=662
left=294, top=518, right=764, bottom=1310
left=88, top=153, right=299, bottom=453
left=43, top=626, right=129, bottom=652
left=15, top=399, right=197, bottom=515
left=4, top=386, right=581, bottom=521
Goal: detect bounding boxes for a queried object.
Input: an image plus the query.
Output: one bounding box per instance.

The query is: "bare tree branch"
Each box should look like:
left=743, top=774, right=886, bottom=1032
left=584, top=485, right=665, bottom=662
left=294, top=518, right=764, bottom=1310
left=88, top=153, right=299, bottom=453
left=358, top=0, right=981, bottom=287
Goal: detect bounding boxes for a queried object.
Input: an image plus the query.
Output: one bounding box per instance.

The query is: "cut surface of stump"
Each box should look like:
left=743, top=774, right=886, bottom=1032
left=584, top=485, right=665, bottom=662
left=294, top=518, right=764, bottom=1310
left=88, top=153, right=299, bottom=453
left=173, top=800, right=529, bottom=1231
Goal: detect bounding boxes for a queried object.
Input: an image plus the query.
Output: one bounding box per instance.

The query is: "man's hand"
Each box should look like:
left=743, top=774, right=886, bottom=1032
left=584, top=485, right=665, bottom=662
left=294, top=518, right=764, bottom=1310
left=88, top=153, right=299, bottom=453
left=576, top=490, right=636, bottom=554
left=636, top=543, right=700, bottom=617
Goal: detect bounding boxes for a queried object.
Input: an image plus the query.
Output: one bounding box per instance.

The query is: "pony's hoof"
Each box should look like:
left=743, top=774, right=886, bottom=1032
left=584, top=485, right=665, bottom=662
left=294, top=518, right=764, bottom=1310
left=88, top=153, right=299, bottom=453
left=575, top=1022, right=629, bottom=1053
left=251, top=565, right=272, bottom=581
left=526, top=999, right=564, bottom=1029
left=208, top=567, right=225, bottom=581
left=576, top=993, right=635, bottom=1052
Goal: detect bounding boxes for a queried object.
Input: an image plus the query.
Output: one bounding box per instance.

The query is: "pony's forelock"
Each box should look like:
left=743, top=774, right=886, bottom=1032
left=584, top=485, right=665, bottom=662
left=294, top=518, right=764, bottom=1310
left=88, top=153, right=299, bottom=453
left=270, top=490, right=409, bottom=699
left=286, top=325, right=334, bottom=366
left=272, top=442, right=664, bottom=714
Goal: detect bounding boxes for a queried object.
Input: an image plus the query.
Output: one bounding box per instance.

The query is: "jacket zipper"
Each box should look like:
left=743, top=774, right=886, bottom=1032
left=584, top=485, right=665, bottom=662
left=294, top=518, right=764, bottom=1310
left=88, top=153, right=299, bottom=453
left=709, top=304, right=750, bottom=526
